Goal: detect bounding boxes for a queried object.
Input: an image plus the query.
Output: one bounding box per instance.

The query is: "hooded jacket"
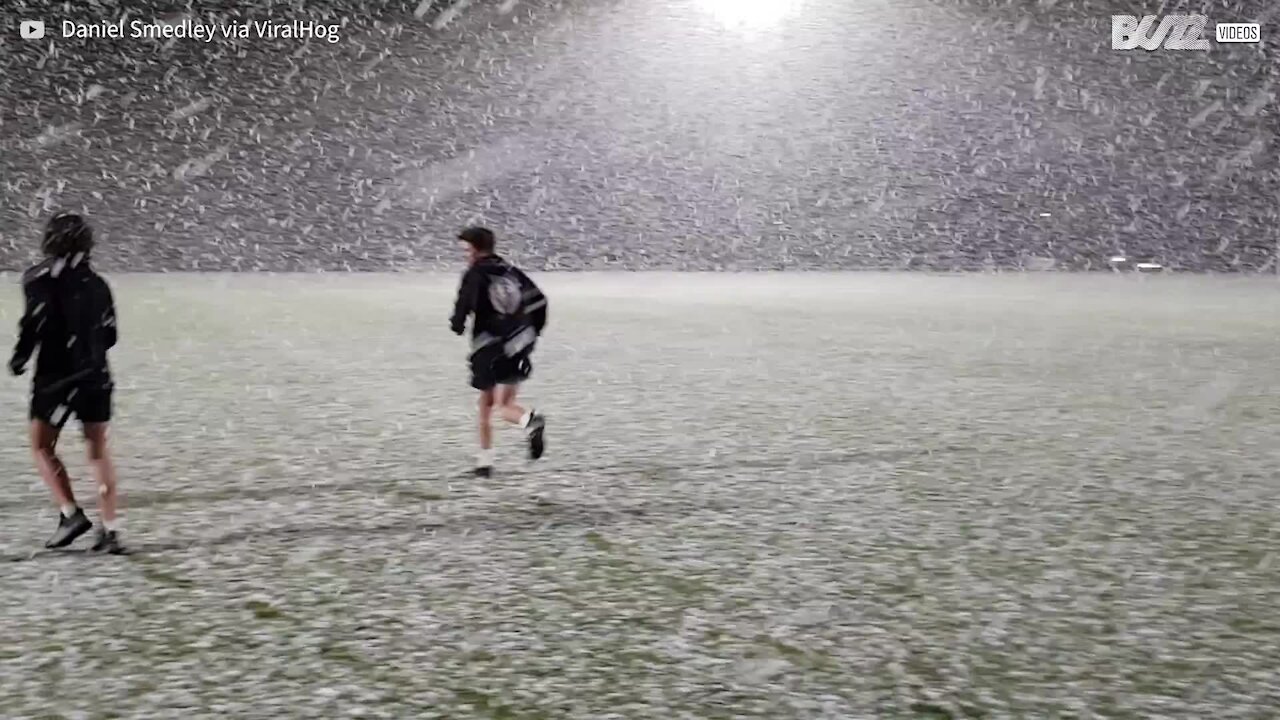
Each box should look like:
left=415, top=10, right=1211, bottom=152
left=450, top=254, right=547, bottom=356
left=10, top=254, right=117, bottom=387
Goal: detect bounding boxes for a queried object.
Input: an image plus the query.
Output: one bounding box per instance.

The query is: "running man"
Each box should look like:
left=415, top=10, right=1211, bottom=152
left=450, top=226, right=548, bottom=477
left=10, top=213, right=124, bottom=553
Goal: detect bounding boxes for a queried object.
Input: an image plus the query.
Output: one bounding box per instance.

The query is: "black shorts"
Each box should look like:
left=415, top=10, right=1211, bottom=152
left=470, top=347, right=532, bottom=391
left=30, top=378, right=113, bottom=429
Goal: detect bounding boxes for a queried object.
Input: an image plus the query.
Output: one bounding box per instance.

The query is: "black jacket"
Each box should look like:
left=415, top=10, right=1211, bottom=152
left=450, top=255, right=547, bottom=354
left=10, top=255, right=117, bottom=386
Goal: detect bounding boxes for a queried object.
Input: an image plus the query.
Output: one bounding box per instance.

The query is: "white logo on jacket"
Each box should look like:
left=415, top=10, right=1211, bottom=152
left=488, top=274, right=523, bottom=316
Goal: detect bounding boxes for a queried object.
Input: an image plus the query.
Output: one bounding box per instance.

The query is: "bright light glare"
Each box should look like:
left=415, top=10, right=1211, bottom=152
left=694, top=0, right=804, bottom=32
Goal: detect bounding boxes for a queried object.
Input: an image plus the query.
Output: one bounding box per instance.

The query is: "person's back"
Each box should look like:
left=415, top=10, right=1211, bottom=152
left=459, top=253, right=547, bottom=354
left=19, top=254, right=117, bottom=388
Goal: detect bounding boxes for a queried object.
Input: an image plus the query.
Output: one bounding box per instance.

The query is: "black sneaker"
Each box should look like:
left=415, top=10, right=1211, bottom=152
left=527, top=412, right=546, bottom=461
left=474, top=466, right=493, bottom=478
left=91, top=529, right=125, bottom=555
left=45, top=508, right=93, bottom=549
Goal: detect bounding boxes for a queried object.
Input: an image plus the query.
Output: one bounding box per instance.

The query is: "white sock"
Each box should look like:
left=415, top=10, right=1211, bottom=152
left=103, top=519, right=119, bottom=533
left=519, top=410, right=534, bottom=429
left=477, top=448, right=495, bottom=468
left=61, top=503, right=78, bottom=518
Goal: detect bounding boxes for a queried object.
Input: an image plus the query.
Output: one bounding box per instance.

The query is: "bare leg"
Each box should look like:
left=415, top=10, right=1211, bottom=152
left=30, top=421, right=75, bottom=510
left=477, top=389, right=496, bottom=451
left=495, top=384, right=528, bottom=426
left=498, top=383, right=545, bottom=460
left=82, top=422, right=118, bottom=526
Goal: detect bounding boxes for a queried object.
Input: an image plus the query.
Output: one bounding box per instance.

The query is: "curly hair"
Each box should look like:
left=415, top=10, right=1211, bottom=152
left=42, top=213, right=94, bottom=258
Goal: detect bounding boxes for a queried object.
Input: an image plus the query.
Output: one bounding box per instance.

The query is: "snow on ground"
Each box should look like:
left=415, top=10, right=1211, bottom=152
left=1, top=273, right=1279, bottom=718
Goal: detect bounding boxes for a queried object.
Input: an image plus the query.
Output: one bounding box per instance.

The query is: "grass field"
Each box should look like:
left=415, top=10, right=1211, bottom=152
left=1, top=272, right=1279, bottom=719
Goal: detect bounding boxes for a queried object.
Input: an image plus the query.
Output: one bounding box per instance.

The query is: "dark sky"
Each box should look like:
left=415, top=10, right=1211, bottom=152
left=0, top=0, right=1275, bottom=271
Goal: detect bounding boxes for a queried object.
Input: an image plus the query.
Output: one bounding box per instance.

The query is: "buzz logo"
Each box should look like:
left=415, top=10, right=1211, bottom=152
left=1112, top=14, right=1210, bottom=50
left=1112, top=15, right=1262, bottom=50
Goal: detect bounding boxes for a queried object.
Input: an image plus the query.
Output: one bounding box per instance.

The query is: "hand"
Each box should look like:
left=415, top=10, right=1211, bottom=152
left=9, top=358, right=26, bottom=377
left=451, top=323, right=464, bottom=336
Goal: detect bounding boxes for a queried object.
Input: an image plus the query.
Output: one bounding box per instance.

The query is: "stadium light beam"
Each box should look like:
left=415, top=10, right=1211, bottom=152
left=694, top=0, right=804, bottom=32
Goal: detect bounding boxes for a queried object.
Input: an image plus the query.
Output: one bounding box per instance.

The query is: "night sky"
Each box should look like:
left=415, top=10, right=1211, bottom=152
left=0, top=0, right=1275, bottom=272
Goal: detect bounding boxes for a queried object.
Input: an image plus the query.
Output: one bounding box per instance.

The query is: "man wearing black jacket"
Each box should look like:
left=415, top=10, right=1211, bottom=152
left=10, top=213, right=124, bottom=553
left=450, top=227, right=548, bottom=477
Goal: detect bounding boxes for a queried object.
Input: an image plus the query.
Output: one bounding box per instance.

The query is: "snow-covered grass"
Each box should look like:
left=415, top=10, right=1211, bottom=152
left=1, top=273, right=1278, bottom=718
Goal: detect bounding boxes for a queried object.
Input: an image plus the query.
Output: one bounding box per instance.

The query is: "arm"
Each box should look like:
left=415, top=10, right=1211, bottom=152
left=10, top=282, right=41, bottom=375
left=100, top=279, right=118, bottom=350
left=450, top=268, right=479, bottom=336
left=519, top=272, right=548, bottom=334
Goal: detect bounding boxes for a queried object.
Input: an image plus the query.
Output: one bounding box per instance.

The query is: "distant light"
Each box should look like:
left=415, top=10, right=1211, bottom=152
left=694, top=0, right=804, bottom=32
left=1039, top=212, right=1051, bottom=217
left=1109, top=256, right=1128, bottom=263
left=1136, top=262, right=1163, bottom=272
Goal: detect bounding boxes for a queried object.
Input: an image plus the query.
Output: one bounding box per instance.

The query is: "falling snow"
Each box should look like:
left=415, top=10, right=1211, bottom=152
left=0, top=0, right=1274, bottom=272
left=0, top=274, right=1277, bottom=717
left=0, top=0, right=1277, bottom=716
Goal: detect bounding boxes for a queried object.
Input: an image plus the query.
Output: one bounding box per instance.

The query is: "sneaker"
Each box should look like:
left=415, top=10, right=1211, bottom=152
left=474, top=466, right=493, bottom=478
left=527, top=412, right=546, bottom=461
left=91, top=529, right=125, bottom=555
left=45, top=508, right=93, bottom=549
